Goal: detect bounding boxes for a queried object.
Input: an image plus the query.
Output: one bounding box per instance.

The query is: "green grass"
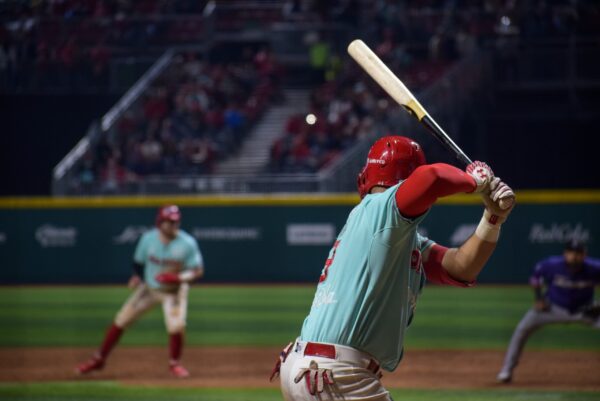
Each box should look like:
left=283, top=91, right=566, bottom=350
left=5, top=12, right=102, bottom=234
left=0, top=285, right=598, bottom=350
left=1, top=286, right=599, bottom=400
left=0, top=382, right=599, bottom=401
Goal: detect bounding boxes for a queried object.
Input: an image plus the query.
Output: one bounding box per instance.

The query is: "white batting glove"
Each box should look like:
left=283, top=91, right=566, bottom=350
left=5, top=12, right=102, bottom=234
left=476, top=178, right=515, bottom=242
left=294, top=360, right=334, bottom=395
left=489, top=177, right=515, bottom=210
left=466, top=161, right=494, bottom=193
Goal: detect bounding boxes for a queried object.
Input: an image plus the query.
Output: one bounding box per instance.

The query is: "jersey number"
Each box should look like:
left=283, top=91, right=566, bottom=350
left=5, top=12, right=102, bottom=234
left=319, top=240, right=340, bottom=282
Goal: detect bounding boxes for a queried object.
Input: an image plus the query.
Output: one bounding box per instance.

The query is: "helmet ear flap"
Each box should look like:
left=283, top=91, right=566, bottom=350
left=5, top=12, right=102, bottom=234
left=357, top=167, right=368, bottom=198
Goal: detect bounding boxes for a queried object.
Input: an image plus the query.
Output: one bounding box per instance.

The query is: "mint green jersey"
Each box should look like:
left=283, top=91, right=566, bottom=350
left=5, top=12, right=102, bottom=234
left=134, top=228, right=203, bottom=289
left=300, top=183, right=434, bottom=371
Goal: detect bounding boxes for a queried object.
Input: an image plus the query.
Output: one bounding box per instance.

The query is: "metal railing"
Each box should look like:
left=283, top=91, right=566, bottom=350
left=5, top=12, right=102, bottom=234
left=52, top=49, right=177, bottom=195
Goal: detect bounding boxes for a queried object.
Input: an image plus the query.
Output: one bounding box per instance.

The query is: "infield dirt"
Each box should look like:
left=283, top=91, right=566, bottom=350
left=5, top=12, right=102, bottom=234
left=1, top=347, right=599, bottom=390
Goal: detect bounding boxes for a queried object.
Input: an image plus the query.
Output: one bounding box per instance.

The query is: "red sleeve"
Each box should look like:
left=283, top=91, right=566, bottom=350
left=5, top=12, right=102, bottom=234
left=423, top=244, right=475, bottom=287
left=395, top=163, right=476, bottom=218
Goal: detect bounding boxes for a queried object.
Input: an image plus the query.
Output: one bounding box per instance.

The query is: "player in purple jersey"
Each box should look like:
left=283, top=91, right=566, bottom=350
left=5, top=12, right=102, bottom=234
left=497, top=239, right=600, bottom=383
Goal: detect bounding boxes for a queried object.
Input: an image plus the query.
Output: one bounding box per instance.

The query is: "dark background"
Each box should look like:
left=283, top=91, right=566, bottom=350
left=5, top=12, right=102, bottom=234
left=0, top=94, right=118, bottom=195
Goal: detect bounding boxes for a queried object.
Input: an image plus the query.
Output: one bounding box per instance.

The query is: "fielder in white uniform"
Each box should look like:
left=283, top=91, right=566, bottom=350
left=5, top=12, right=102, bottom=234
left=271, top=136, right=515, bottom=400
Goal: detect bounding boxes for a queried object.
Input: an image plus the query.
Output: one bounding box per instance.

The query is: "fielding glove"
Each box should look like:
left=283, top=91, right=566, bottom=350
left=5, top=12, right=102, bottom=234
left=155, top=272, right=181, bottom=284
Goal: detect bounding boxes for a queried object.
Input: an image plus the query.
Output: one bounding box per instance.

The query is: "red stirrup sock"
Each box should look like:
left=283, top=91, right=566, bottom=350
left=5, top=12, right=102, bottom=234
left=169, top=332, right=184, bottom=363
left=98, top=323, right=124, bottom=359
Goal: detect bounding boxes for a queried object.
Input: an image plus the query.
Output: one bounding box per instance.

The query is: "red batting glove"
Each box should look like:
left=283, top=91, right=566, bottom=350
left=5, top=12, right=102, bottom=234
left=155, top=272, right=181, bottom=284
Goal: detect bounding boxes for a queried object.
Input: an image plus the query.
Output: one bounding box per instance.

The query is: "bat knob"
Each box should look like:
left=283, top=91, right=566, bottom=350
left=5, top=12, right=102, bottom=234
left=499, top=197, right=514, bottom=210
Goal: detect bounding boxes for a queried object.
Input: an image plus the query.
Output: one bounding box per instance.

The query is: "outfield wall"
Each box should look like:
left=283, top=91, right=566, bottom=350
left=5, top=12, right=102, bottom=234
left=0, top=192, right=598, bottom=284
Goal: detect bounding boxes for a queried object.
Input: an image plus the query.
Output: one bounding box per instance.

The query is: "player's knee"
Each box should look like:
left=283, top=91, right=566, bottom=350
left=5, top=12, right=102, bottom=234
left=167, top=320, right=186, bottom=334
left=114, top=312, right=135, bottom=329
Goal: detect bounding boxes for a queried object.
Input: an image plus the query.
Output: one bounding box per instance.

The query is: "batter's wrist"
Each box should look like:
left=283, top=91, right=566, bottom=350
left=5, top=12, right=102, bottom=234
left=474, top=210, right=501, bottom=243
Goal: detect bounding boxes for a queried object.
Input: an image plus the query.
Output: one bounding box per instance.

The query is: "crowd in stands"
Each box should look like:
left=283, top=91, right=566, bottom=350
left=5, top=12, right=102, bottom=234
left=267, top=54, right=452, bottom=174
left=4, top=0, right=600, bottom=192
left=74, top=49, right=280, bottom=193
left=266, top=0, right=600, bottom=174
left=0, top=0, right=207, bottom=92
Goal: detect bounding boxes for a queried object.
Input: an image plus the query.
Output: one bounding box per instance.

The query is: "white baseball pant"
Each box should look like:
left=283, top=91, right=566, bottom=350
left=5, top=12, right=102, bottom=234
left=279, top=339, right=392, bottom=401
left=114, top=283, right=189, bottom=333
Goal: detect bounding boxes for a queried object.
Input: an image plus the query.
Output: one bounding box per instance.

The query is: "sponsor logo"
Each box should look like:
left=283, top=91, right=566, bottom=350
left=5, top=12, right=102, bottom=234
left=192, top=227, right=261, bottom=241
left=450, top=224, right=477, bottom=246
left=529, top=223, right=590, bottom=244
left=0, top=232, right=6, bottom=244
left=35, top=225, right=77, bottom=247
left=311, top=284, right=337, bottom=308
left=553, top=275, right=594, bottom=289
left=113, top=226, right=151, bottom=244
left=367, top=158, right=385, bottom=165
left=287, top=224, right=335, bottom=246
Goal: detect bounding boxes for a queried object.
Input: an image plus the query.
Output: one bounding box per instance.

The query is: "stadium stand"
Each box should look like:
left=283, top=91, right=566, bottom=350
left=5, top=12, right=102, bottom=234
left=2, top=0, right=599, bottom=195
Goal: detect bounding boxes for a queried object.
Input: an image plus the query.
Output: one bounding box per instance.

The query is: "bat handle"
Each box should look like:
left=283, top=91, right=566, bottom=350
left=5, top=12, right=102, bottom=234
left=457, top=153, right=473, bottom=168
left=421, top=115, right=472, bottom=167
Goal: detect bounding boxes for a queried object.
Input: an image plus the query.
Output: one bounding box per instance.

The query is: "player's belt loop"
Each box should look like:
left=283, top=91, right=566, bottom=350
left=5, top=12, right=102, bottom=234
left=304, top=342, right=336, bottom=359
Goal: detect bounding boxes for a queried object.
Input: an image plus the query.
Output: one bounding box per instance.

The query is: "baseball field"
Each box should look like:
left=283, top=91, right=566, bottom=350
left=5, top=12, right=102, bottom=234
left=1, top=285, right=599, bottom=401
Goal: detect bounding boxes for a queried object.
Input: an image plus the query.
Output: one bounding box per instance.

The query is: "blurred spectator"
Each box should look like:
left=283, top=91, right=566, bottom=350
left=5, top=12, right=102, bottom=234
left=89, top=39, right=111, bottom=88
left=76, top=150, right=97, bottom=193
left=100, top=155, right=136, bottom=193
left=306, top=31, right=329, bottom=84
left=138, top=132, right=164, bottom=174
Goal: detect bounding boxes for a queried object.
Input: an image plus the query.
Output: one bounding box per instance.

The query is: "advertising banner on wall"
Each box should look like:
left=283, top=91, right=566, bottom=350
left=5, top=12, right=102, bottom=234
left=0, top=201, right=597, bottom=284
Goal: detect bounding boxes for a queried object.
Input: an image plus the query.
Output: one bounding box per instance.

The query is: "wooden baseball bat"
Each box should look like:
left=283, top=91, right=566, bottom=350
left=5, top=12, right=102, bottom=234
left=347, top=39, right=513, bottom=209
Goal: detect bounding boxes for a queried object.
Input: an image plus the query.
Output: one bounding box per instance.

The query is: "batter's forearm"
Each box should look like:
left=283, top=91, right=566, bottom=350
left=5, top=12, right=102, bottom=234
left=441, top=235, right=496, bottom=282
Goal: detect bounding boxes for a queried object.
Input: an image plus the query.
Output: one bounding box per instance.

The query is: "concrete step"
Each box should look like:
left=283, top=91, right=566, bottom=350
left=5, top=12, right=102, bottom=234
left=215, top=88, right=310, bottom=175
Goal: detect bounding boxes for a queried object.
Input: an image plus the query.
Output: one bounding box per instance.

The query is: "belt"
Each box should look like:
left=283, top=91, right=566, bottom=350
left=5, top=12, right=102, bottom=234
left=298, top=340, right=380, bottom=374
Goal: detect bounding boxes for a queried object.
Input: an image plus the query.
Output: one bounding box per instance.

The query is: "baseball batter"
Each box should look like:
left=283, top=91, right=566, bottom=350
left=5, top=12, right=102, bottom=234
left=76, top=205, right=204, bottom=378
left=271, top=136, right=515, bottom=401
left=497, top=239, right=600, bottom=383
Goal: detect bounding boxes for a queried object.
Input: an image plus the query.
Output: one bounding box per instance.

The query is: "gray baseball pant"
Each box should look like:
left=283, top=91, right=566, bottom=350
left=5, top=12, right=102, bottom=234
left=498, top=303, right=600, bottom=378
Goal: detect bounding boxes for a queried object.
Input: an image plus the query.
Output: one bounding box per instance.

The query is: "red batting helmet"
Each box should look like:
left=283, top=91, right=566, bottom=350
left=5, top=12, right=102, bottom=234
left=155, top=205, right=182, bottom=226
left=357, top=136, right=426, bottom=198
